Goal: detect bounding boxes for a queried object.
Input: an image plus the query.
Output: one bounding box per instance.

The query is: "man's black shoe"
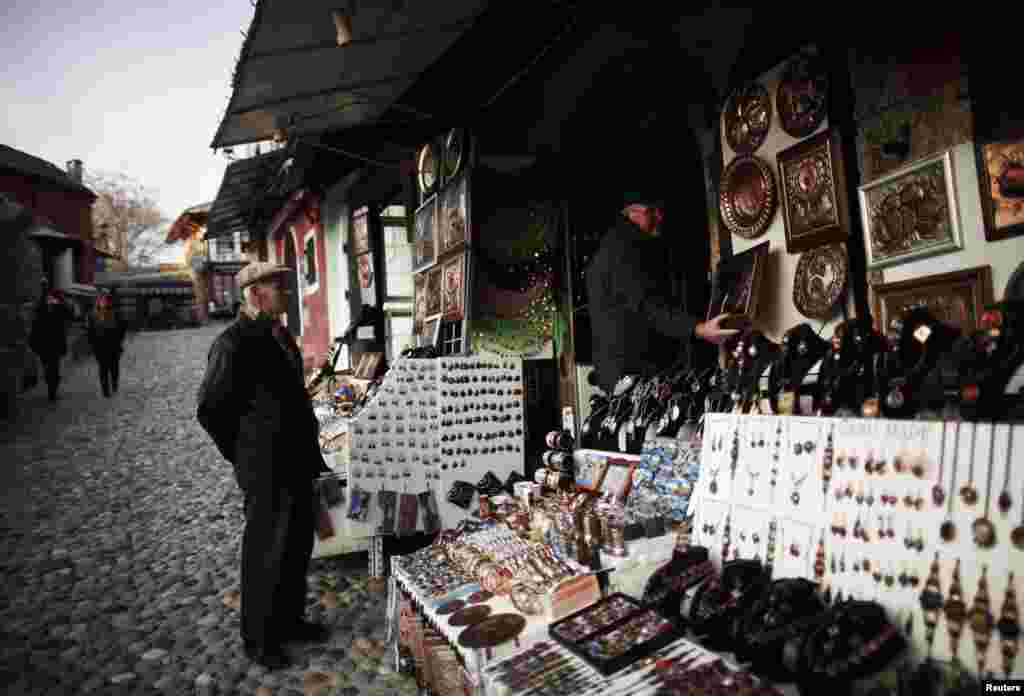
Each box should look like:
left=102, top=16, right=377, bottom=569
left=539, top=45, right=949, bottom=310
left=284, top=620, right=331, bottom=643
left=246, top=646, right=292, bottom=670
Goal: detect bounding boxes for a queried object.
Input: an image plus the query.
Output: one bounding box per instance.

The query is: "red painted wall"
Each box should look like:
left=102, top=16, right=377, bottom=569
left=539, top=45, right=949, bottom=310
left=0, top=173, right=96, bottom=285
left=270, top=192, right=330, bottom=373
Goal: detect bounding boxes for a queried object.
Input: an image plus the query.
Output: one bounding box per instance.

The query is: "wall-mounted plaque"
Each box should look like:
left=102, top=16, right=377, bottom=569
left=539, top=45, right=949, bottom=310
left=872, top=266, right=993, bottom=336
left=777, top=128, right=850, bottom=253
left=720, top=155, right=778, bottom=240
left=776, top=49, right=829, bottom=138
left=723, top=82, right=772, bottom=155
left=425, top=265, right=442, bottom=318
left=708, top=240, right=770, bottom=321
left=975, top=137, right=1024, bottom=242
left=793, top=243, right=848, bottom=321
left=439, top=175, right=469, bottom=256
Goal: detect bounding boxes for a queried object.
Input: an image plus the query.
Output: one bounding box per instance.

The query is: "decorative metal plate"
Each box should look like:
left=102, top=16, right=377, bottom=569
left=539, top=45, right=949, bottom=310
left=457, top=613, right=526, bottom=649
left=417, top=142, right=439, bottom=196
left=793, top=243, right=848, bottom=320
left=719, top=155, right=778, bottom=239
left=449, top=604, right=492, bottom=627
left=777, top=51, right=829, bottom=138
left=443, top=128, right=466, bottom=180
left=723, top=82, right=772, bottom=154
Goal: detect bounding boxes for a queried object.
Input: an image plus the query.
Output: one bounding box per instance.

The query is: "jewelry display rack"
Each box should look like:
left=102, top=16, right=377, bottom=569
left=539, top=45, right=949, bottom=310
left=348, top=356, right=525, bottom=577
left=692, top=412, right=1024, bottom=679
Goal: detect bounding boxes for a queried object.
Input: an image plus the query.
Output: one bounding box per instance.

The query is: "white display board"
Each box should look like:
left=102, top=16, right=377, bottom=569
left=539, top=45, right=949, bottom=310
left=348, top=356, right=525, bottom=532
left=691, top=413, right=1024, bottom=678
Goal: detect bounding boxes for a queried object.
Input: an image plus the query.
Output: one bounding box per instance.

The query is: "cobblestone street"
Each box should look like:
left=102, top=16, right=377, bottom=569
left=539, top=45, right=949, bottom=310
left=0, top=323, right=410, bottom=696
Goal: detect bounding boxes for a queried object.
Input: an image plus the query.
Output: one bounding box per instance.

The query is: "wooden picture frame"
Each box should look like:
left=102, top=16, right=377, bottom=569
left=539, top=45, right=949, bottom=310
left=707, top=240, right=770, bottom=321
left=858, top=148, right=963, bottom=269
left=975, top=138, right=1024, bottom=242
left=413, top=197, right=437, bottom=272
left=601, top=458, right=637, bottom=504
left=872, top=265, right=993, bottom=335
left=777, top=128, right=851, bottom=253
left=438, top=174, right=469, bottom=256
left=441, top=252, right=466, bottom=321
left=425, top=265, right=442, bottom=318
left=350, top=207, right=370, bottom=256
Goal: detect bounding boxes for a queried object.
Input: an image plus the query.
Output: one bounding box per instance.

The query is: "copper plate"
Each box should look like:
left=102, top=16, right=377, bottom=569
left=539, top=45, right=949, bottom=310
left=449, top=604, right=492, bottom=627
left=457, top=613, right=527, bottom=649
left=418, top=143, right=439, bottom=196
left=793, top=243, right=848, bottom=320
left=723, top=82, right=772, bottom=154
left=720, top=155, right=778, bottom=239
left=435, top=599, right=465, bottom=616
left=466, top=590, right=493, bottom=604
left=777, top=51, right=829, bottom=138
left=443, top=128, right=466, bottom=180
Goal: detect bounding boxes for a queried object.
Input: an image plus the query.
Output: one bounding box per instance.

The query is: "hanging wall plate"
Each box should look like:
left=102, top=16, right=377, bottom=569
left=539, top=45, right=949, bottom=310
left=720, top=154, right=778, bottom=239
left=417, top=142, right=439, bottom=196
left=443, top=128, right=466, bottom=181
left=776, top=49, right=829, bottom=138
left=793, top=243, right=848, bottom=320
left=723, top=82, right=772, bottom=154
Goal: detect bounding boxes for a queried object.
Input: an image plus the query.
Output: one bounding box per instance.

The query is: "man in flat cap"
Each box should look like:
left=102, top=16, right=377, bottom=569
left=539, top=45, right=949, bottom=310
left=197, top=261, right=331, bottom=669
left=585, top=191, right=739, bottom=396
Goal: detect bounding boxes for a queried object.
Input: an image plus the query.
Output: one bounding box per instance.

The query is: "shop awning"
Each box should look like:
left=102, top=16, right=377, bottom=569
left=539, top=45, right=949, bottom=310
left=210, top=0, right=490, bottom=150
left=166, top=202, right=212, bottom=243
left=205, top=150, right=287, bottom=240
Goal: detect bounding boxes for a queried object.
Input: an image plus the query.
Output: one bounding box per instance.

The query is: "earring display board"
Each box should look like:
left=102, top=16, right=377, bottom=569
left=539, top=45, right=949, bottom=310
left=691, top=413, right=1024, bottom=678
left=348, top=356, right=525, bottom=533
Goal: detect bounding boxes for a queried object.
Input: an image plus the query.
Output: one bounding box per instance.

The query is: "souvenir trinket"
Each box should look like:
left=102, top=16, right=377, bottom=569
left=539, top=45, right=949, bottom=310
left=998, top=572, right=1020, bottom=677
left=1000, top=424, right=1015, bottom=516
left=933, top=421, right=948, bottom=507
left=941, top=422, right=962, bottom=543
left=968, top=565, right=995, bottom=675
left=961, top=422, right=979, bottom=506
left=973, top=423, right=999, bottom=549
left=919, top=553, right=944, bottom=660
left=945, top=558, right=967, bottom=659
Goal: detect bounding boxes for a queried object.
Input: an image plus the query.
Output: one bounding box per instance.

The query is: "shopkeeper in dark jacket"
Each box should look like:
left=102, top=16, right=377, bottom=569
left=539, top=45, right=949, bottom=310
left=586, top=192, right=739, bottom=393
left=196, top=261, right=331, bottom=670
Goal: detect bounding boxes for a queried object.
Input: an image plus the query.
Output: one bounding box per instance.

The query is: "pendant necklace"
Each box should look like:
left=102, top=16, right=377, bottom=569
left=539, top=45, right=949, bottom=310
left=746, top=462, right=761, bottom=497
left=765, top=518, right=778, bottom=579
left=1013, top=454, right=1024, bottom=548
left=729, top=423, right=740, bottom=484
left=791, top=467, right=810, bottom=506
left=940, top=421, right=961, bottom=543
left=997, top=572, right=1020, bottom=677
left=708, top=465, right=722, bottom=495
left=972, top=422, right=998, bottom=549
left=919, top=552, right=944, bottom=659
left=769, top=421, right=782, bottom=502
left=999, top=424, right=1014, bottom=516
left=944, top=557, right=967, bottom=662
left=960, top=422, right=979, bottom=506
left=821, top=425, right=835, bottom=498
left=932, top=420, right=947, bottom=507
left=968, top=564, right=994, bottom=676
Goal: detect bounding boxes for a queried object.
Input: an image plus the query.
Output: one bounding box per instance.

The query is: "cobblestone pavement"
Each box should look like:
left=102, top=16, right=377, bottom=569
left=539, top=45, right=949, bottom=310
left=0, top=323, right=415, bottom=696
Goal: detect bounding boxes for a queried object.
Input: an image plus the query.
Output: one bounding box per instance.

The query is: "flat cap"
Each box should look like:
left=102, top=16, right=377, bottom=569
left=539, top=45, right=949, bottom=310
left=237, top=262, right=293, bottom=289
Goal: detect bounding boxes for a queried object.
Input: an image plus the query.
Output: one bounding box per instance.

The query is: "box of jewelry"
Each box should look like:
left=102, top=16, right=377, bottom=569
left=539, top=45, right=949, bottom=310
left=548, top=592, right=682, bottom=675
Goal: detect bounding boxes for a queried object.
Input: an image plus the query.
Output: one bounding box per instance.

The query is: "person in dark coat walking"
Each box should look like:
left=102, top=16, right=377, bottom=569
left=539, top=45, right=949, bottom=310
left=29, top=288, right=74, bottom=402
left=87, top=294, right=126, bottom=397
left=196, top=262, right=331, bottom=670
left=585, top=192, right=739, bottom=394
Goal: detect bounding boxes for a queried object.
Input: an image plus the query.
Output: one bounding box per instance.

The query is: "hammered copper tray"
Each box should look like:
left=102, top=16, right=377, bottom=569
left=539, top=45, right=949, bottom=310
left=724, top=82, right=772, bottom=154
left=449, top=604, right=492, bottom=627
left=793, top=243, right=848, bottom=320
left=457, top=613, right=527, bottom=649
left=720, top=155, right=778, bottom=239
left=777, top=51, right=829, bottom=138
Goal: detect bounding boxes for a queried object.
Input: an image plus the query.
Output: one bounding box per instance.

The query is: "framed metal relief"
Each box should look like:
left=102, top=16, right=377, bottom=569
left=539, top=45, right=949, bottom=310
left=414, top=272, right=428, bottom=335
left=858, top=148, right=963, bottom=270
left=872, top=266, right=993, bottom=336
left=707, top=240, right=770, bottom=321
left=441, top=252, right=466, bottom=321
left=350, top=206, right=370, bottom=255
left=776, top=49, right=829, bottom=138
left=720, top=155, right=778, bottom=240
left=793, top=243, right=848, bottom=321
left=723, top=82, right=772, bottom=154
left=425, top=265, right=442, bottom=318
left=413, top=197, right=437, bottom=272
left=777, top=128, right=850, bottom=252
left=975, top=137, right=1024, bottom=242
left=438, top=174, right=468, bottom=256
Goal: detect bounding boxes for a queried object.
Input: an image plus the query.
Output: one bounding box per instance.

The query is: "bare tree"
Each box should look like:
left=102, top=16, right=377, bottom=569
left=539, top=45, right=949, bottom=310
left=85, top=170, right=170, bottom=267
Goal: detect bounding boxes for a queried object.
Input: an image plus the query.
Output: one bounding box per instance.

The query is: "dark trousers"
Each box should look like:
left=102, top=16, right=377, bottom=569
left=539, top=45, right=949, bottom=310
left=41, top=357, right=61, bottom=401
left=98, top=355, right=121, bottom=396
left=239, top=477, right=314, bottom=653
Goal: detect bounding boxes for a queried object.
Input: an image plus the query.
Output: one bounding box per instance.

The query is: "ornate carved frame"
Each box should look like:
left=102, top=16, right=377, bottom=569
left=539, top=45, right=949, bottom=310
left=975, top=137, right=1024, bottom=242
left=777, top=128, right=851, bottom=253
left=871, top=265, right=993, bottom=336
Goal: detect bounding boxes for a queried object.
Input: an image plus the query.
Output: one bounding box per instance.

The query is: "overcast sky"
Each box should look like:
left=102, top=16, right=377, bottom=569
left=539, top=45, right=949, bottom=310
left=0, top=1, right=256, bottom=261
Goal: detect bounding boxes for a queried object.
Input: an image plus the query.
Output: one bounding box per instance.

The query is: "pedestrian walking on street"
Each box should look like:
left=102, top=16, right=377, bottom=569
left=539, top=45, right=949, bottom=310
left=196, top=261, right=332, bottom=670
left=29, top=287, right=74, bottom=402
left=87, top=293, right=126, bottom=397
